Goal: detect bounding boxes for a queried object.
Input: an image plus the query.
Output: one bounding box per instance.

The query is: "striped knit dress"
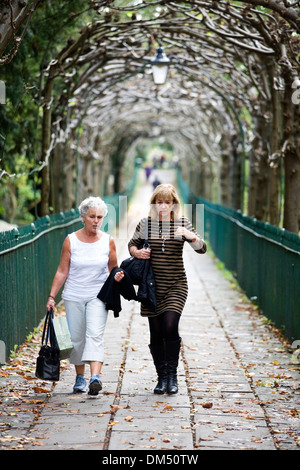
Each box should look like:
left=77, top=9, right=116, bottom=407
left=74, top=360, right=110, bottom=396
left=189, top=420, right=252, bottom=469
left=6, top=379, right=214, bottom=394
left=128, top=216, right=206, bottom=317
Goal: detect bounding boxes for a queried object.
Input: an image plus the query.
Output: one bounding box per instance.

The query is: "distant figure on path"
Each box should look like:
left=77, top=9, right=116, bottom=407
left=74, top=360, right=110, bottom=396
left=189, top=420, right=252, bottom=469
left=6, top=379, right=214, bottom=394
left=145, top=166, right=152, bottom=181
left=152, top=175, right=161, bottom=189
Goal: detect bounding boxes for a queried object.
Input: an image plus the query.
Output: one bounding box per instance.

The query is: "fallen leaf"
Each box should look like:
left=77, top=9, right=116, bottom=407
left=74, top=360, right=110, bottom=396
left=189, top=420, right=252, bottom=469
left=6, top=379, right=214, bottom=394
left=164, top=404, right=173, bottom=411
left=21, top=399, right=44, bottom=404
left=33, top=387, right=50, bottom=393
left=124, top=416, right=134, bottom=422
left=110, top=404, right=130, bottom=413
left=32, top=440, right=44, bottom=446
left=201, top=402, right=213, bottom=409
left=222, top=408, right=237, bottom=414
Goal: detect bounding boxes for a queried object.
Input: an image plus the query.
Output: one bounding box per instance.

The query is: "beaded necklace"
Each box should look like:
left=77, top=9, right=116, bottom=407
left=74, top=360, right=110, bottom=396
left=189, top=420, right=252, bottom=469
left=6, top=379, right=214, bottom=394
left=158, top=220, right=170, bottom=252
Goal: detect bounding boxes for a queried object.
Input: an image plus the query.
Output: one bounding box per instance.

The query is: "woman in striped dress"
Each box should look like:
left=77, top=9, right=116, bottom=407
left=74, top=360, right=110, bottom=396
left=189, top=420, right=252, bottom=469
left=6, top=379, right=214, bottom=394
left=128, top=184, right=206, bottom=394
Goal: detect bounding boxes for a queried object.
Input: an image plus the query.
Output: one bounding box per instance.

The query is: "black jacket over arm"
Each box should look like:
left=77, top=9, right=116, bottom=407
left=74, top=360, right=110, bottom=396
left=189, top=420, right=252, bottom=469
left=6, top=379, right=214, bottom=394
left=120, top=256, right=156, bottom=311
left=98, top=258, right=157, bottom=317
left=98, top=267, right=137, bottom=318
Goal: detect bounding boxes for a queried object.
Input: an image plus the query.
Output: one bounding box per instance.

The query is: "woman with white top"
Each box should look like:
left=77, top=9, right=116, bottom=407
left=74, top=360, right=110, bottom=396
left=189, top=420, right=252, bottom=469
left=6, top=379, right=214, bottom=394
left=46, top=196, right=124, bottom=395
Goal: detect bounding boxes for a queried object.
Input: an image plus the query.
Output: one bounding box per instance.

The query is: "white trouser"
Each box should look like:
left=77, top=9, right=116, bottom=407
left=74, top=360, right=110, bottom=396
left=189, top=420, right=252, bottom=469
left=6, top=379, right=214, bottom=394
left=64, top=298, right=108, bottom=365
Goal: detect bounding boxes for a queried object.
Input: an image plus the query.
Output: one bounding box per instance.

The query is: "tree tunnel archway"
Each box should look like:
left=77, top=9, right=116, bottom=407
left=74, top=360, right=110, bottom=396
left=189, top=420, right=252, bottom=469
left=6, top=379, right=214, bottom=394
left=1, top=1, right=300, bottom=232
left=76, top=72, right=230, bottom=206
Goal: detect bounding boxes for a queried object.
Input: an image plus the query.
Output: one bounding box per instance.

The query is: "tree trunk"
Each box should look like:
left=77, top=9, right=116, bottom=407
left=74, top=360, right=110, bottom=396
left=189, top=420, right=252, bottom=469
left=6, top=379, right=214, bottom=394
left=247, top=113, right=269, bottom=220
left=63, top=140, right=76, bottom=211
left=229, top=133, right=241, bottom=210
left=203, top=158, right=214, bottom=201
left=52, top=142, right=63, bottom=213
left=247, top=142, right=259, bottom=217
left=268, top=166, right=281, bottom=225
left=267, top=64, right=282, bottom=226
left=189, top=158, right=199, bottom=196
left=83, top=155, right=93, bottom=196
left=40, top=78, right=54, bottom=216
left=114, top=167, right=122, bottom=194
left=219, top=134, right=230, bottom=206
left=92, top=135, right=104, bottom=197
left=5, top=182, right=18, bottom=223
left=283, top=146, right=300, bottom=233
left=282, top=74, right=300, bottom=233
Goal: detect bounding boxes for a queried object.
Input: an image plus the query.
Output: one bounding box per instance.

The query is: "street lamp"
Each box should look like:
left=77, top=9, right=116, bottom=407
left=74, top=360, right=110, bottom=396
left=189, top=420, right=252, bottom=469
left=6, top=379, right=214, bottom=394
left=151, top=46, right=170, bottom=85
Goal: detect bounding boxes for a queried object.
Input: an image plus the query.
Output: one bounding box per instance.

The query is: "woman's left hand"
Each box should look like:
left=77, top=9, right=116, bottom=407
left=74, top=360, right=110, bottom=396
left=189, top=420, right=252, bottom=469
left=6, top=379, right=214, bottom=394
left=175, top=227, right=196, bottom=242
left=114, top=270, right=124, bottom=282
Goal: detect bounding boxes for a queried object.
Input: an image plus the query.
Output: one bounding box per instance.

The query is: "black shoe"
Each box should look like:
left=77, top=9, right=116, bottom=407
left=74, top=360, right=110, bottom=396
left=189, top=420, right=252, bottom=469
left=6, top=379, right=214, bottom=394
left=154, top=375, right=168, bottom=394
left=167, top=373, right=178, bottom=394
left=149, top=343, right=168, bottom=394
left=165, top=338, right=181, bottom=394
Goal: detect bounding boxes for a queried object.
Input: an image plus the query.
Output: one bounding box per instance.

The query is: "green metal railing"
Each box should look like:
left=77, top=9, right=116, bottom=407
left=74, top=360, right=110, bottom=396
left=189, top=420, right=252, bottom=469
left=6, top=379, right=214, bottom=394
left=0, top=169, right=138, bottom=362
left=0, top=210, right=82, bottom=362
left=177, top=171, right=300, bottom=343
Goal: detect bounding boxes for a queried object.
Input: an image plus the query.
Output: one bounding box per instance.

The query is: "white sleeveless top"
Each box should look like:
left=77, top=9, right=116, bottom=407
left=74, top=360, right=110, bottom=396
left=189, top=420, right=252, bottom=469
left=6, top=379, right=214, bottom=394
left=62, top=231, right=110, bottom=302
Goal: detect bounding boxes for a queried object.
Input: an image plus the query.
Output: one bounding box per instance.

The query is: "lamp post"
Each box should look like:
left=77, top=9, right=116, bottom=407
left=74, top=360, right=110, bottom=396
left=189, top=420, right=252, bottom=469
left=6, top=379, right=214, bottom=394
left=151, top=46, right=170, bottom=85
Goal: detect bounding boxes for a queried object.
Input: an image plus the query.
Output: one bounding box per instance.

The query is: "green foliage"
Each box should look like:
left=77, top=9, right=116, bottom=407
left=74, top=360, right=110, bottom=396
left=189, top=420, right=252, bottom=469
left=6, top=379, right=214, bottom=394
left=0, top=0, right=92, bottom=224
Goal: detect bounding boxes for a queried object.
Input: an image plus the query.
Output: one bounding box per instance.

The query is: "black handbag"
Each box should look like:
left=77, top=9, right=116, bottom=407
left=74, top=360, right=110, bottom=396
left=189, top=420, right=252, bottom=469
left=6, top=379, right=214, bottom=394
left=35, top=307, right=60, bottom=381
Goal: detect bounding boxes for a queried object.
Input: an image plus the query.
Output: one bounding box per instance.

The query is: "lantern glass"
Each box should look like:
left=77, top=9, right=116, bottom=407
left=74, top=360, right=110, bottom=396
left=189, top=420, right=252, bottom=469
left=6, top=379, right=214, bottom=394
left=152, top=64, right=169, bottom=85
left=151, top=46, right=170, bottom=85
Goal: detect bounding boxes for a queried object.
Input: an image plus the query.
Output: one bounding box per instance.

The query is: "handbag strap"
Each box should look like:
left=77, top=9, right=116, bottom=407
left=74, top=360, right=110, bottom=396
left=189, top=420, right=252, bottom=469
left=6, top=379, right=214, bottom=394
left=41, top=307, right=56, bottom=347
left=41, top=309, right=50, bottom=345
left=143, top=217, right=150, bottom=249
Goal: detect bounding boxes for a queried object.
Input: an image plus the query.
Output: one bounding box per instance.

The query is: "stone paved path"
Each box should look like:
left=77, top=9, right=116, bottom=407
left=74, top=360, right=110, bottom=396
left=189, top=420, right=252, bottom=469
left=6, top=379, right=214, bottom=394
left=1, top=170, right=299, bottom=452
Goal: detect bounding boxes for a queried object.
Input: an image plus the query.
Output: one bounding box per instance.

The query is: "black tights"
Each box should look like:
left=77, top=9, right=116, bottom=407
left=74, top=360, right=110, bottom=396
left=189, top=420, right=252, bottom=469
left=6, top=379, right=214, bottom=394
left=148, top=311, right=180, bottom=345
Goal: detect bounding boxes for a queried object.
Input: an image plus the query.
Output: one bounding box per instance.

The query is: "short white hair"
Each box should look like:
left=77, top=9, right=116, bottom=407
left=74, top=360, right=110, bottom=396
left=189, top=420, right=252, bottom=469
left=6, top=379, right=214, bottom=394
left=78, top=196, right=108, bottom=218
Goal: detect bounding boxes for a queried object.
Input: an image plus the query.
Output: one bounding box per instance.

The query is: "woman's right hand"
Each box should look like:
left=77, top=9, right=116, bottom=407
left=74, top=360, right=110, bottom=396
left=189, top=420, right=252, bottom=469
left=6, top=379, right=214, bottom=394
left=114, top=270, right=125, bottom=282
left=134, top=248, right=151, bottom=259
left=46, top=298, right=56, bottom=311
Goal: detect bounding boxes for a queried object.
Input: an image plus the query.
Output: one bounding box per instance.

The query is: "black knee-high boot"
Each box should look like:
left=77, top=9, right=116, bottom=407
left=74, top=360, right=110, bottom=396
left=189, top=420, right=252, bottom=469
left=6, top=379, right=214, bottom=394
left=149, top=343, right=168, bottom=394
left=165, top=338, right=181, bottom=394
